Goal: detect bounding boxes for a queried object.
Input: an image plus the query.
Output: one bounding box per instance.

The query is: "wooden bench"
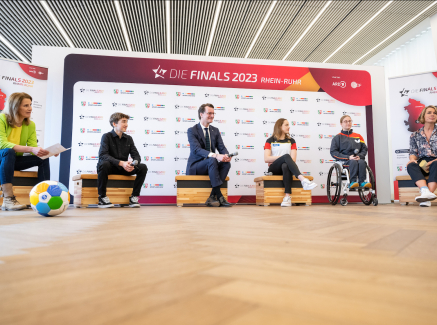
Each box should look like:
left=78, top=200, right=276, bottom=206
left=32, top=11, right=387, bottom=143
left=72, top=174, right=136, bottom=208
left=0, top=171, right=39, bottom=206
left=254, top=175, right=314, bottom=206
left=395, top=175, right=437, bottom=205
left=175, top=176, right=229, bottom=207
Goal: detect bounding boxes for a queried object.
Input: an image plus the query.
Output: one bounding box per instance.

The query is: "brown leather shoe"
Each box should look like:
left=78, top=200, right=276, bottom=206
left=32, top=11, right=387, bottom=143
left=218, top=196, right=232, bottom=207
left=205, top=195, right=220, bottom=207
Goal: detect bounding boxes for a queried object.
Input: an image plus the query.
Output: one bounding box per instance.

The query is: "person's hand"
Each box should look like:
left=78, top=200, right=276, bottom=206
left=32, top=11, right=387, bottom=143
left=406, top=160, right=417, bottom=166
left=268, top=162, right=272, bottom=167
left=349, top=155, right=359, bottom=160
left=31, top=147, right=49, bottom=157
left=215, top=154, right=230, bottom=162
left=426, top=159, right=437, bottom=167
left=222, top=154, right=232, bottom=162
left=54, top=154, right=59, bottom=157
left=121, top=161, right=134, bottom=172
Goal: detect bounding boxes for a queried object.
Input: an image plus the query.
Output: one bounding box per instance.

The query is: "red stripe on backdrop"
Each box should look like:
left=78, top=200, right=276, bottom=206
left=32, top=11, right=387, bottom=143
left=394, top=181, right=399, bottom=200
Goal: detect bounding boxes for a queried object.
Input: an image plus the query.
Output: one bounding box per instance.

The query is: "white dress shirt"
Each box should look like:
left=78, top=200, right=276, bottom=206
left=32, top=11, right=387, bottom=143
left=200, top=122, right=214, bottom=157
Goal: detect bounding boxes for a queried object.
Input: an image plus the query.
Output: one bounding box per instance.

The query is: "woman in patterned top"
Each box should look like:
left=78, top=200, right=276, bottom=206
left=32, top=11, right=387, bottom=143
left=407, top=105, right=437, bottom=207
left=264, top=118, right=317, bottom=207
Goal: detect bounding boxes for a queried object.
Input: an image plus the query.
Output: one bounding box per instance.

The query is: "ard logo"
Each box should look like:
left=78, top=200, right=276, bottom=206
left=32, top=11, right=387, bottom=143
left=264, top=133, right=269, bottom=137
left=320, top=184, right=326, bottom=189
left=145, top=130, right=150, bottom=134
left=81, top=101, right=86, bottom=106
left=235, top=119, right=240, bottom=124
left=79, top=156, right=84, bottom=161
left=176, top=92, right=181, bottom=96
left=114, top=89, right=119, bottom=94
left=80, top=128, right=85, bottom=133
left=397, top=166, right=403, bottom=171
left=320, top=159, right=324, bottom=164
left=176, top=117, right=181, bottom=122
left=144, top=156, right=149, bottom=161
left=145, top=103, right=150, bottom=108
left=318, top=110, right=322, bottom=114
left=235, top=95, right=240, bottom=99
left=175, top=170, right=180, bottom=175
left=143, top=183, right=148, bottom=188
left=291, top=121, right=296, bottom=126
left=319, top=134, right=323, bottom=139
left=176, top=144, right=181, bottom=148
left=236, top=171, right=241, bottom=175
left=236, top=145, right=240, bottom=149
left=263, top=108, right=268, bottom=112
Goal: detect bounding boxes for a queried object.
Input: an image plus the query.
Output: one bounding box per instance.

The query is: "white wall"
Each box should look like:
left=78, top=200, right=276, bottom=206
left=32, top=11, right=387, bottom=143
left=32, top=46, right=391, bottom=203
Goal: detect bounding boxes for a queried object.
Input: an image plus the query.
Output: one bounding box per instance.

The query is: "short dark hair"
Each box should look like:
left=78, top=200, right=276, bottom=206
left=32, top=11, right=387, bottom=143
left=198, top=103, right=214, bottom=119
left=109, top=112, right=130, bottom=127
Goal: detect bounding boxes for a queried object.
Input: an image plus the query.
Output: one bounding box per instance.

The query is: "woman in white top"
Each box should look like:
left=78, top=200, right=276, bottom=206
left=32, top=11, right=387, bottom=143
left=264, top=118, right=317, bottom=207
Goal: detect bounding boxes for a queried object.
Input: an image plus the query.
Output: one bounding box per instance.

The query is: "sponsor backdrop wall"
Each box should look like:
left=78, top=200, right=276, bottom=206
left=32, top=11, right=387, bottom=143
left=32, top=46, right=391, bottom=204
left=390, top=71, right=437, bottom=190
left=0, top=58, right=48, bottom=149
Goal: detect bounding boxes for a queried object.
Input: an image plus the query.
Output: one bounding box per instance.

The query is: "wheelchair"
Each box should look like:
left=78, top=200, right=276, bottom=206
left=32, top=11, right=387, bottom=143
left=326, top=161, right=378, bottom=206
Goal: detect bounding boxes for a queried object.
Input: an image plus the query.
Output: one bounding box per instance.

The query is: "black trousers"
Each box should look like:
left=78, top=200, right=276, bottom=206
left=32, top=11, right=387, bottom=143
left=97, top=161, right=148, bottom=197
left=194, top=158, right=231, bottom=188
left=268, top=154, right=302, bottom=194
left=407, top=156, right=437, bottom=184
left=346, top=159, right=366, bottom=184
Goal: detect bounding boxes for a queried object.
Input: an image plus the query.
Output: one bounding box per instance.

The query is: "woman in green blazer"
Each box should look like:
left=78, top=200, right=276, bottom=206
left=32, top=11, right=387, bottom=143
left=0, top=92, right=51, bottom=210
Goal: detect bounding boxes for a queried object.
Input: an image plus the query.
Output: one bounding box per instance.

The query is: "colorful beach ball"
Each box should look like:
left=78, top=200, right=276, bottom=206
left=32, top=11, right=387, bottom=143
left=29, top=181, right=70, bottom=217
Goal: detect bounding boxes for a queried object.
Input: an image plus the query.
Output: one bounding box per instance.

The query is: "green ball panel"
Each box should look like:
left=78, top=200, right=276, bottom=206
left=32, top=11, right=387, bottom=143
left=48, top=196, right=63, bottom=210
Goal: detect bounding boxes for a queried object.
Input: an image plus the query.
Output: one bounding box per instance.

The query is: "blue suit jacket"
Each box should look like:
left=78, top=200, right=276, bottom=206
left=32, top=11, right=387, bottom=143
left=186, top=123, right=229, bottom=175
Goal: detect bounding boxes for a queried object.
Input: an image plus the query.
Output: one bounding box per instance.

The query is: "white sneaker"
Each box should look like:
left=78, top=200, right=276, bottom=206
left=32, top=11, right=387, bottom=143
left=420, top=201, right=431, bottom=207
left=415, top=188, right=437, bottom=202
left=301, top=178, right=317, bottom=191
left=281, top=196, right=292, bottom=207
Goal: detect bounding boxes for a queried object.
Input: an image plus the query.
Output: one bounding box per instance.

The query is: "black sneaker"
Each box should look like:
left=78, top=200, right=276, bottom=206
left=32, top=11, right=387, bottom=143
left=98, top=196, right=114, bottom=208
left=129, top=196, right=140, bottom=208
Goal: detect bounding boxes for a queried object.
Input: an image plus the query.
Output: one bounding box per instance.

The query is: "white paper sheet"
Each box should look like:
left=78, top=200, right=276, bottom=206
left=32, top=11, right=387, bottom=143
left=40, top=143, right=70, bottom=160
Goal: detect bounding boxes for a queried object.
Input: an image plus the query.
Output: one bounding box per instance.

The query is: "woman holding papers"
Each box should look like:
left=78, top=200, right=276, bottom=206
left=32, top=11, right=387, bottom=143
left=0, top=92, right=51, bottom=210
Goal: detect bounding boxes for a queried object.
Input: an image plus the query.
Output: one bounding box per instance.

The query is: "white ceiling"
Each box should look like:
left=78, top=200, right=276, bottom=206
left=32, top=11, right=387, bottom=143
left=1, top=1, right=436, bottom=65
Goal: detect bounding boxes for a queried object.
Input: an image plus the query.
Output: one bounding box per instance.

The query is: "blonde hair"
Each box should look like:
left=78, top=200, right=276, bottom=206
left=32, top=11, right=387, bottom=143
left=6, top=92, right=32, bottom=127
left=418, top=105, right=437, bottom=124
left=272, top=118, right=291, bottom=140
left=340, top=115, right=351, bottom=123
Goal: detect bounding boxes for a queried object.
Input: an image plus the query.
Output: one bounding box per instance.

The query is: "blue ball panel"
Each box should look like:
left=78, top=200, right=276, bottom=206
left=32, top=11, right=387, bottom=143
left=57, top=183, right=69, bottom=193
left=47, top=185, right=62, bottom=197
left=35, top=202, right=51, bottom=215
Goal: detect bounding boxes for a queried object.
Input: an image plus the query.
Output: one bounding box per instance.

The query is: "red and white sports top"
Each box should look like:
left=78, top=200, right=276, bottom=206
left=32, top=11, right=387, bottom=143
left=264, top=136, right=297, bottom=157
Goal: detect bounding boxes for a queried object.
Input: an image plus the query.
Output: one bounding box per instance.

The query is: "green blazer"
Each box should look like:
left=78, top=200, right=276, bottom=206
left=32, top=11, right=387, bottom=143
left=0, top=113, right=37, bottom=156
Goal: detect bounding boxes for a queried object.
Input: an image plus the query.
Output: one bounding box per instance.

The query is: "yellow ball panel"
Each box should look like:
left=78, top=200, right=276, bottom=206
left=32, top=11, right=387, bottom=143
left=30, top=193, right=39, bottom=205
left=35, top=182, right=49, bottom=194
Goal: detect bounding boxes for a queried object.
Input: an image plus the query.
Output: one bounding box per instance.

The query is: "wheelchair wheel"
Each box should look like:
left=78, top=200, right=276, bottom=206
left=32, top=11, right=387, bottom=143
left=327, top=164, right=341, bottom=205
left=358, top=164, right=376, bottom=205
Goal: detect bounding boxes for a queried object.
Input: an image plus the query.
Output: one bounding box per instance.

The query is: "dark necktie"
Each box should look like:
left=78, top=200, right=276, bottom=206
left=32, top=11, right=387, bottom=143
left=204, top=128, right=211, bottom=152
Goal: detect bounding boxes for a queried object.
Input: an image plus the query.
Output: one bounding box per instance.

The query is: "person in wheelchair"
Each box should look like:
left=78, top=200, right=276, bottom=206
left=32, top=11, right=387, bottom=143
left=264, top=118, right=317, bottom=207
left=330, top=115, right=371, bottom=189
left=406, top=105, right=437, bottom=207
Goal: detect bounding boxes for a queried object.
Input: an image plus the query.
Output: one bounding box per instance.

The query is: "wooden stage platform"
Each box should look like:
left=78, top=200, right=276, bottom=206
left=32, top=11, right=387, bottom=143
left=1, top=204, right=437, bottom=325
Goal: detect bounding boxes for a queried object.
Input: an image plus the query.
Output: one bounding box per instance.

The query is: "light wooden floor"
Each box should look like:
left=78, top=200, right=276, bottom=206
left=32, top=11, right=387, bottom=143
left=1, top=204, right=437, bottom=325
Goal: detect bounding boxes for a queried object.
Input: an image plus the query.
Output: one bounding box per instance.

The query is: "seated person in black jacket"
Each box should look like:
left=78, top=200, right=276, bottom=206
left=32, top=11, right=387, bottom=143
left=330, top=115, right=370, bottom=189
left=97, top=112, right=148, bottom=208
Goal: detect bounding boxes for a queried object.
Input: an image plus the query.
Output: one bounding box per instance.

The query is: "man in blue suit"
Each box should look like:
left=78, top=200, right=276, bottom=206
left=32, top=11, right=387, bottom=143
left=187, top=103, right=233, bottom=207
